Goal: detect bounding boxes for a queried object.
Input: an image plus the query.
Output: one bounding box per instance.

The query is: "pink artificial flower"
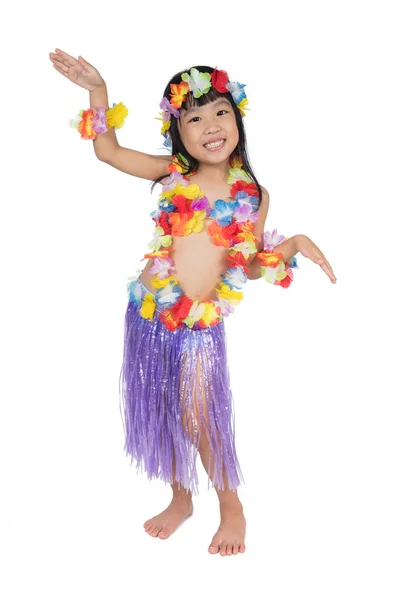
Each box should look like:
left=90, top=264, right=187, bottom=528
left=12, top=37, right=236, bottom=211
left=149, top=256, right=175, bottom=279
left=161, top=170, right=185, bottom=191
left=263, top=229, right=286, bottom=250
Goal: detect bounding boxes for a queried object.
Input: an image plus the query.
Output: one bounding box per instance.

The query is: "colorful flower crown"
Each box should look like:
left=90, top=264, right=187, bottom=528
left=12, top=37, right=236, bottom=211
left=156, top=67, right=248, bottom=149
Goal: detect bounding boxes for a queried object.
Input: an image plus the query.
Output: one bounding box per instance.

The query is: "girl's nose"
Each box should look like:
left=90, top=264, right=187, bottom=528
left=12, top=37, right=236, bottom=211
left=205, top=121, right=221, bottom=134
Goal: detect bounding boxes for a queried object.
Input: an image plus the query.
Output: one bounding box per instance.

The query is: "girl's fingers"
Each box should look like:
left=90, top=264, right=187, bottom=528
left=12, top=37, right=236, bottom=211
left=50, top=54, right=73, bottom=73
left=321, top=256, right=335, bottom=278
left=316, top=252, right=333, bottom=274
left=52, top=60, right=69, bottom=74
left=54, top=48, right=76, bottom=61
left=318, top=253, right=333, bottom=272
left=319, top=259, right=336, bottom=281
left=54, top=48, right=78, bottom=67
left=52, top=63, right=63, bottom=73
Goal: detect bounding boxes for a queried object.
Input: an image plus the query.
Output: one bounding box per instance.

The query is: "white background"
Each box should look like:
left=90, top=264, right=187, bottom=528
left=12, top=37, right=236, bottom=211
left=1, top=0, right=399, bottom=598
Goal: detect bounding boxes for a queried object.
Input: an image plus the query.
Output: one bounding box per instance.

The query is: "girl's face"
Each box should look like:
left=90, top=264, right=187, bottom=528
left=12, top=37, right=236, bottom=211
left=177, top=97, right=239, bottom=165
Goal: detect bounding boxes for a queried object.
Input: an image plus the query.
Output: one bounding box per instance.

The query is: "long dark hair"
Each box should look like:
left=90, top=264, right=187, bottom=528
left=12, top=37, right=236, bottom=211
left=150, top=65, right=262, bottom=206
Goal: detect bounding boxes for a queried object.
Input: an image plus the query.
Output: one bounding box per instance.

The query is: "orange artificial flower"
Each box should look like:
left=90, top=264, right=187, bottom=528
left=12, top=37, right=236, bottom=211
left=169, top=82, right=190, bottom=109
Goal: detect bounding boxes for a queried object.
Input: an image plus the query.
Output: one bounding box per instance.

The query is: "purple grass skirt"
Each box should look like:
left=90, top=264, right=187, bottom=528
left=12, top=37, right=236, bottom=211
left=119, top=277, right=245, bottom=496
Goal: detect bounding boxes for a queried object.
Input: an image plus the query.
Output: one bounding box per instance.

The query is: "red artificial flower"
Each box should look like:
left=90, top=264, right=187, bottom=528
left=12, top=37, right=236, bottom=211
left=207, top=221, right=239, bottom=247
left=169, top=211, right=195, bottom=236
left=230, top=180, right=259, bottom=199
left=159, top=310, right=181, bottom=331
left=172, top=194, right=192, bottom=213
left=154, top=210, right=171, bottom=235
left=227, top=251, right=249, bottom=272
left=159, top=294, right=193, bottom=330
left=275, top=266, right=294, bottom=288
left=170, top=294, right=193, bottom=321
left=233, top=221, right=256, bottom=240
left=211, top=67, right=230, bottom=93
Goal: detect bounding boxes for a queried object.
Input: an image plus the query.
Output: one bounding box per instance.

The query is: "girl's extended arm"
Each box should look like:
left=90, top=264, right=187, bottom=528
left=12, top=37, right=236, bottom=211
left=248, top=234, right=337, bottom=284
left=49, top=48, right=171, bottom=182
left=89, top=82, right=167, bottom=172
left=90, top=83, right=171, bottom=180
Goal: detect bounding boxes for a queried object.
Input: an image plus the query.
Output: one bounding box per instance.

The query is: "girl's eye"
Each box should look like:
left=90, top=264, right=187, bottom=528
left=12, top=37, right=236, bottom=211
left=189, top=110, right=228, bottom=123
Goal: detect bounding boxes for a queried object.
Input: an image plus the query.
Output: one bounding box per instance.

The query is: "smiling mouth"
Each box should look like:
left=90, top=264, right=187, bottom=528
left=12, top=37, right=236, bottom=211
left=204, top=139, right=226, bottom=150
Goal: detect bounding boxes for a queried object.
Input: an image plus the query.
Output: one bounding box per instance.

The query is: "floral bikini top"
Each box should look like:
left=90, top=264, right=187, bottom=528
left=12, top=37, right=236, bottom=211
left=127, top=154, right=297, bottom=331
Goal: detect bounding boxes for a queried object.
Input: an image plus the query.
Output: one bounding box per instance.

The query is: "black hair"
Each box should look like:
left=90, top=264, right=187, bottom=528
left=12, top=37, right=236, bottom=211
left=150, top=65, right=262, bottom=206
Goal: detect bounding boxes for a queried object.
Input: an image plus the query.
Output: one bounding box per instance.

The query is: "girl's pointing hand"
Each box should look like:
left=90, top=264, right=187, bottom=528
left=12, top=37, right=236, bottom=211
left=49, top=48, right=105, bottom=92
left=295, top=235, right=337, bottom=283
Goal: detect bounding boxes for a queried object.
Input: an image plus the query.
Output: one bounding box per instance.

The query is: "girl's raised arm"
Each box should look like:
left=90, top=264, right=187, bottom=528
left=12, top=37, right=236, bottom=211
left=49, top=48, right=171, bottom=182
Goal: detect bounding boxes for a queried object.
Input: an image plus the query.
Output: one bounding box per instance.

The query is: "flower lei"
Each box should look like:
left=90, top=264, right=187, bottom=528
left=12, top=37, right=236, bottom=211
left=156, top=67, right=248, bottom=149
left=127, top=154, right=296, bottom=331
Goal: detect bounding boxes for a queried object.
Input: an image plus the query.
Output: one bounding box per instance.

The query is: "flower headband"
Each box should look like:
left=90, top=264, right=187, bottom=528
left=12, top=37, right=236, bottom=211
left=156, top=67, right=248, bottom=149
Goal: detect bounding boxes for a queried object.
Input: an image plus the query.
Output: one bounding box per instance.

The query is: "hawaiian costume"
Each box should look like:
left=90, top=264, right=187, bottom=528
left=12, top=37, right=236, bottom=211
left=69, top=67, right=298, bottom=496
left=119, top=154, right=297, bottom=495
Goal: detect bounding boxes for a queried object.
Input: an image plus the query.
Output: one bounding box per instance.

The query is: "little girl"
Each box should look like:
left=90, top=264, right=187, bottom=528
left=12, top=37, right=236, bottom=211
left=49, top=48, right=337, bottom=557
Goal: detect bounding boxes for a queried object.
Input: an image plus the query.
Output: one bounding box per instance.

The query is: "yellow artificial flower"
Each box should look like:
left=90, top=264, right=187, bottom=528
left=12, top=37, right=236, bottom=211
left=156, top=116, right=170, bottom=135
left=188, top=209, right=207, bottom=234
left=216, top=283, right=243, bottom=305
left=106, top=102, right=129, bottom=129
left=227, top=166, right=252, bottom=184
left=230, top=231, right=257, bottom=257
left=150, top=275, right=178, bottom=289
left=260, top=263, right=288, bottom=284
left=139, top=294, right=156, bottom=320
left=200, top=302, right=221, bottom=327
left=237, top=98, right=249, bottom=117
left=161, top=183, right=202, bottom=201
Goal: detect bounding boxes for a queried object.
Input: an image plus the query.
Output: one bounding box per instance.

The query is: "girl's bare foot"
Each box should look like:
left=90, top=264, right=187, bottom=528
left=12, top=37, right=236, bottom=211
left=208, top=504, right=246, bottom=556
left=143, top=495, right=193, bottom=540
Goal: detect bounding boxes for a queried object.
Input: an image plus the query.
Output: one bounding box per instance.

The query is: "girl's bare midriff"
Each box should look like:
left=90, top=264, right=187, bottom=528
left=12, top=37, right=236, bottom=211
left=140, top=218, right=231, bottom=302
left=139, top=173, right=235, bottom=301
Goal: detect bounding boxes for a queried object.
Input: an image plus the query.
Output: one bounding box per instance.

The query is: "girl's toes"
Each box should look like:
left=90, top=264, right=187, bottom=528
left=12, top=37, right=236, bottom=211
left=232, top=543, right=239, bottom=555
left=208, top=542, right=219, bottom=554
left=239, top=544, right=246, bottom=553
left=158, top=528, right=170, bottom=539
left=226, top=544, right=232, bottom=556
left=220, top=542, right=228, bottom=556
left=150, top=526, right=160, bottom=537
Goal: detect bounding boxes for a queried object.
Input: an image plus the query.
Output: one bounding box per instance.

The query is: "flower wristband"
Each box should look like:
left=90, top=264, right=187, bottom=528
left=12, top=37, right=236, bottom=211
left=256, top=229, right=299, bottom=288
left=70, top=102, right=129, bottom=140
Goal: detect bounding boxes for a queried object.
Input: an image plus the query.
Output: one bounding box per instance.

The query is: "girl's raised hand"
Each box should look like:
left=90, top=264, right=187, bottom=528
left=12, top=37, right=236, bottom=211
left=49, top=48, right=105, bottom=92
left=295, top=235, right=337, bottom=283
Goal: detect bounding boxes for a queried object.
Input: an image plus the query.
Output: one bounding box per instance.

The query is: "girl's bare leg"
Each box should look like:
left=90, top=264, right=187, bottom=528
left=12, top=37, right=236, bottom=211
left=143, top=351, right=246, bottom=553
left=187, top=352, right=246, bottom=556
left=192, top=352, right=246, bottom=557
left=143, top=453, right=193, bottom=539
left=197, top=433, right=246, bottom=556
